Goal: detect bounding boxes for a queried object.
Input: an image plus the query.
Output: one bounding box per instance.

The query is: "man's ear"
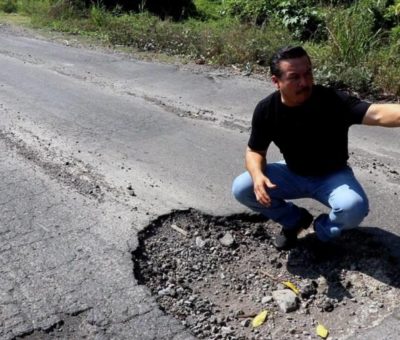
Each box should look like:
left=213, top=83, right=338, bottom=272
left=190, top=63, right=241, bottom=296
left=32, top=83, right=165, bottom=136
left=271, top=75, right=280, bottom=90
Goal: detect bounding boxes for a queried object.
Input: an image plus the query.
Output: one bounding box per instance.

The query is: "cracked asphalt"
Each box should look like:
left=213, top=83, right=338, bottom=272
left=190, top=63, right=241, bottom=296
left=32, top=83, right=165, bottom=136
left=0, top=22, right=400, bottom=339
left=0, top=133, right=193, bottom=339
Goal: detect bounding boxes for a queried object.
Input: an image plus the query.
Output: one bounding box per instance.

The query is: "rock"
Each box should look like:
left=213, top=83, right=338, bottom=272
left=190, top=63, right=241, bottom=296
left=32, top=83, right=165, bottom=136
left=210, top=316, right=217, bottom=324
left=241, top=319, right=251, bottom=327
left=276, top=283, right=286, bottom=290
left=195, top=236, right=207, bottom=248
left=234, top=310, right=244, bottom=318
left=221, top=326, right=234, bottom=335
left=211, top=326, right=219, bottom=334
left=301, top=281, right=318, bottom=299
left=262, top=295, right=273, bottom=304
left=219, top=232, right=235, bottom=247
left=157, top=287, right=176, bottom=297
left=323, top=300, right=334, bottom=312
left=317, top=276, right=328, bottom=294
left=369, top=305, right=379, bottom=313
left=272, top=289, right=299, bottom=313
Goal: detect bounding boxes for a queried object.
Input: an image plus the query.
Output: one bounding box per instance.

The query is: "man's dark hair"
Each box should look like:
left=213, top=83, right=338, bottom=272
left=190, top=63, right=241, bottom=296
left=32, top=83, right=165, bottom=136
left=270, top=46, right=310, bottom=78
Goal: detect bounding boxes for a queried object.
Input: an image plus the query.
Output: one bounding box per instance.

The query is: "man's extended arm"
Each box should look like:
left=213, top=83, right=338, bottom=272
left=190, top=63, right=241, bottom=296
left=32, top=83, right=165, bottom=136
left=245, top=147, right=276, bottom=207
left=362, top=103, right=400, bottom=127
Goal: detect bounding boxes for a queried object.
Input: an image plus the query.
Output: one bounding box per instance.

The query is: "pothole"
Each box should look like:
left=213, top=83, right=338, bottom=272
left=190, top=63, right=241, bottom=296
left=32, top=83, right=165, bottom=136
left=132, top=208, right=400, bottom=340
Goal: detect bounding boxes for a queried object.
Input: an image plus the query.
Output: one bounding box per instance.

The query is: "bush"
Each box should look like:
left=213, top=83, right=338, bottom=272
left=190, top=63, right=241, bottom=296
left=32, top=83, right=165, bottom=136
left=276, top=1, right=325, bottom=41
left=17, top=0, right=52, bottom=16
left=90, top=3, right=109, bottom=27
left=105, top=13, right=160, bottom=47
left=46, top=0, right=89, bottom=19
left=35, top=0, right=196, bottom=20
left=224, top=0, right=325, bottom=41
left=316, top=64, right=374, bottom=94
left=147, top=0, right=197, bottom=20
left=194, top=0, right=224, bottom=20
left=104, top=13, right=295, bottom=66
left=94, top=0, right=196, bottom=20
left=0, top=0, right=18, bottom=13
left=224, top=0, right=274, bottom=25
left=368, top=46, right=400, bottom=96
left=324, top=4, right=381, bottom=66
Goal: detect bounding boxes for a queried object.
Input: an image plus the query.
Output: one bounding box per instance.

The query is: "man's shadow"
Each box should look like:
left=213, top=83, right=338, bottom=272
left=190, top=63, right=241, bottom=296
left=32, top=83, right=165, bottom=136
left=286, top=226, right=400, bottom=301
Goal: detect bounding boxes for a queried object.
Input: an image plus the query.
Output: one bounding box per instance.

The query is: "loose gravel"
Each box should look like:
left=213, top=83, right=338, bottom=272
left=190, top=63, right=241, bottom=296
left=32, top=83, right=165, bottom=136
left=133, top=210, right=400, bottom=340
left=133, top=209, right=400, bottom=339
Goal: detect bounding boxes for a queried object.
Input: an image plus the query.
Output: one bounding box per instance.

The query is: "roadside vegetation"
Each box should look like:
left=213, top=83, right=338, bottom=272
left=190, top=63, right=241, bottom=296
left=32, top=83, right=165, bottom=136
left=1, top=0, right=400, bottom=97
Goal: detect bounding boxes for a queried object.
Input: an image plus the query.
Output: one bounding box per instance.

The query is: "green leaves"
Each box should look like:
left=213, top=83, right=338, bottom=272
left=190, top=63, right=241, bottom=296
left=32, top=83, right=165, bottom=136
left=0, top=0, right=17, bottom=13
left=224, top=0, right=325, bottom=41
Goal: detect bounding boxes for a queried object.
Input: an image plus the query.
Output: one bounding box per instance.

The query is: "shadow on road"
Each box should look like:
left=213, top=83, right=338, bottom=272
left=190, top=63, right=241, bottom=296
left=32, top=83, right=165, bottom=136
left=287, top=226, right=400, bottom=301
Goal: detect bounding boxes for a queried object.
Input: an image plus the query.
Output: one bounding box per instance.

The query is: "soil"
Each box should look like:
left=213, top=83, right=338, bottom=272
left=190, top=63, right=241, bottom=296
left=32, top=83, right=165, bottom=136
left=133, top=209, right=400, bottom=340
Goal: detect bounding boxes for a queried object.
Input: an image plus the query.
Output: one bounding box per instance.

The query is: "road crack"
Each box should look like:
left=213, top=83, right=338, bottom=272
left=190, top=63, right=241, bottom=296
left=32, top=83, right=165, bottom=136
left=0, top=129, right=108, bottom=202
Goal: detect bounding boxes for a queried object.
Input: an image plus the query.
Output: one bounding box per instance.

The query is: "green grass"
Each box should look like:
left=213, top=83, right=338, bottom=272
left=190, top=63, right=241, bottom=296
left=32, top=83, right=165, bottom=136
left=0, top=10, right=29, bottom=24
left=194, top=0, right=225, bottom=20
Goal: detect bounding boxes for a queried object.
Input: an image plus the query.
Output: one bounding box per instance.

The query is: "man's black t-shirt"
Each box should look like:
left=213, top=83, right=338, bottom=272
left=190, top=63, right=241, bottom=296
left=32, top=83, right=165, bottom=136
left=248, top=85, right=371, bottom=176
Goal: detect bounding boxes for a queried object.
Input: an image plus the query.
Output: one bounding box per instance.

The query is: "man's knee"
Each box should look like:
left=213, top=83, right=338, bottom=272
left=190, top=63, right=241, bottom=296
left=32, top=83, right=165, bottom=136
left=232, top=173, right=254, bottom=203
left=331, top=189, right=369, bottom=228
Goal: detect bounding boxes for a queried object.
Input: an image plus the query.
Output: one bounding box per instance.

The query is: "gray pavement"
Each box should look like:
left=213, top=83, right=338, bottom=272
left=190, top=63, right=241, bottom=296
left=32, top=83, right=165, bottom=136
left=0, top=22, right=399, bottom=339
left=0, top=136, right=193, bottom=339
left=351, top=307, right=400, bottom=340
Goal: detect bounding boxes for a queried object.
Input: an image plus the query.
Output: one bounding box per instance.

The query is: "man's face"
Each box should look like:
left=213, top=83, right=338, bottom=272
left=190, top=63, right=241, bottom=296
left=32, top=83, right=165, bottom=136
left=271, top=55, right=314, bottom=107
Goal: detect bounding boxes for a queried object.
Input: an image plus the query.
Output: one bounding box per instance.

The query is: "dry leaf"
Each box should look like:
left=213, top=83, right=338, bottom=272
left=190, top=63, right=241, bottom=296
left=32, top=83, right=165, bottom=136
left=316, top=323, right=329, bottom=339
left=251, top=310, right=268, bottom=328
left=282, top=281, right=300, bottom=295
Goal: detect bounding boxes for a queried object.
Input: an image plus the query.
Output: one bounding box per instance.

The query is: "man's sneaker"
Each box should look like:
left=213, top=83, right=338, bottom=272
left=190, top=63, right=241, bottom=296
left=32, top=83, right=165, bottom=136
left=273, top=208, right=314, bottom=250
left=313, top=213, right=341, bottom=242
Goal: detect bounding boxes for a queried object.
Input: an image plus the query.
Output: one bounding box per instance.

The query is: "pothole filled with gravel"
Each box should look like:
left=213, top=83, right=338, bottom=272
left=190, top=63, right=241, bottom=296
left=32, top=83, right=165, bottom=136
left=132, top=209, right=400, bottom=339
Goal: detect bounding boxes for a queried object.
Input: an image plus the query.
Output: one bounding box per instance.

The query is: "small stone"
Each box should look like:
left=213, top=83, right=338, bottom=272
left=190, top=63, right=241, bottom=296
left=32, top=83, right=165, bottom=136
left=301, top=282, right=318, bottom=299
left=221, top=326, right=234, bottom=335
left=272, top=289, right=299, bottom=313
left=262, top=296, right=273, bottom=304
left=195, top=236, right=207, bottom=248
left=316, top=277, right=328, bottom=294
left=369, top=306, right=379, bottom=313
left=241, top=319, right=251, bottom=327
left=219, top=232, right=235, bottom=247
left=157, top=287, right=176, bottom=297
left=234, top=310, right=244, bottom=317
left=323, top=300, right=334, bottom=312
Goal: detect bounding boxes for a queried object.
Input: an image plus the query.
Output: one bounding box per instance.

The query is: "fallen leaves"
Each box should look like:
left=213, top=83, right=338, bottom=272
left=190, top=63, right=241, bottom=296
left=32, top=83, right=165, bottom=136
left=316, top=323, right=329, bottom=339
left=282, top=280, right=301, bottom=295
left=252, top=310, right=268, bottom=328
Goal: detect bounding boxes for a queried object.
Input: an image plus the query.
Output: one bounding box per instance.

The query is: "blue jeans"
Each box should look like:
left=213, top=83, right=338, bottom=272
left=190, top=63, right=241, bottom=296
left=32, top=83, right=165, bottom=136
left=232, top=162, right=369, bottom=241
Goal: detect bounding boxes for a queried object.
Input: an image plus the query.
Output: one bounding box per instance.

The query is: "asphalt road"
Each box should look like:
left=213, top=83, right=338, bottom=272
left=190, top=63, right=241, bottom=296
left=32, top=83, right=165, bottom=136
left=0, top=23, right=399, bottom=339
